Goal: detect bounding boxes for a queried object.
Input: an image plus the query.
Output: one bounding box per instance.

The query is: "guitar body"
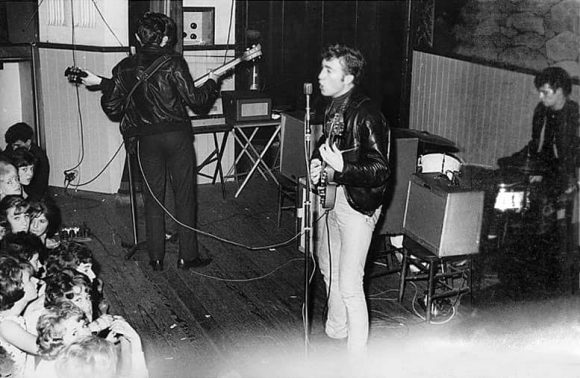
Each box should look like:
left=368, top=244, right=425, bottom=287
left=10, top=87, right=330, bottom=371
left=318, top=111, right=345, bottom=210
left=320, top=166, right=337, bottom=210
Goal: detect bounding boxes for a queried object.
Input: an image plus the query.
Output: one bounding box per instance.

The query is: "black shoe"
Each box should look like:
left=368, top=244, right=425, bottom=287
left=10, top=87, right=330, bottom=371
left=149, top=260, right=164, bottom=271
left=177, top=257, right=212, bottom=270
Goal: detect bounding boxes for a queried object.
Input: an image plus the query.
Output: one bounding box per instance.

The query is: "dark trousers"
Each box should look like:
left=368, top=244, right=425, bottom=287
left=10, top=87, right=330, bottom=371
left=138, top=130, right=203, bottom=262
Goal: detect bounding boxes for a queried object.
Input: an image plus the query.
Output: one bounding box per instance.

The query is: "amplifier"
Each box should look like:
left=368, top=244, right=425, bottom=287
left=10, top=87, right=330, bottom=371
left=403, top=173, right=484, bottom=257
left=221, top=90, right=272, bottom=123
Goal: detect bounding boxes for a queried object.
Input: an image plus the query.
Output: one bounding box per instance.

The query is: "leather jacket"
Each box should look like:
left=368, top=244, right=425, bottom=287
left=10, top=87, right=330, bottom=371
left=100, top=45, right=220, bottom=138
left=312, top=89, right=391, bottom=216
left=528, top=99, right=579, bottom=193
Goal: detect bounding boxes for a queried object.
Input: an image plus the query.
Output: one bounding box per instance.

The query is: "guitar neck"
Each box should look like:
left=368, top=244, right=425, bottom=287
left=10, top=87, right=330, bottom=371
left=194, top=56, right=242, bottom=86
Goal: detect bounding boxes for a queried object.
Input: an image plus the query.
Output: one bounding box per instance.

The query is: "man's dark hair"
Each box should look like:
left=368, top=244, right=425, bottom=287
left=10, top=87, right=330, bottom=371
left=321, top=43, right=366, bottom=85
left=137, top=12, right=177, bottom=49
left=5, top=122, right=34, bottom=146
left=534, top=67, right=572, bottom=97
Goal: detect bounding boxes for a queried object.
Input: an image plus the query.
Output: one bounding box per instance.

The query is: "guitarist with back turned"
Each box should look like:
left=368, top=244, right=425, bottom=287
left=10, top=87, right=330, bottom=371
left=72, top=12, right=224, bottom=271
left=309, top=44, right=390, bottom=357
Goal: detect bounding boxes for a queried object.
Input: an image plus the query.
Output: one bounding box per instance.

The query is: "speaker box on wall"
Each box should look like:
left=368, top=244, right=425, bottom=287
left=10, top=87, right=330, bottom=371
left=403, top=173, right=484, bottom=257
left=376, top=137, right=419, bottom=235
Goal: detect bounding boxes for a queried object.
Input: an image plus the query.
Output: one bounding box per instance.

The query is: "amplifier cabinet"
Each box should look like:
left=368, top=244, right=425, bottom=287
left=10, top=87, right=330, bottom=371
left=221, top=90, right=272, bottom=123
left=403, top=173, right=484, bottom=257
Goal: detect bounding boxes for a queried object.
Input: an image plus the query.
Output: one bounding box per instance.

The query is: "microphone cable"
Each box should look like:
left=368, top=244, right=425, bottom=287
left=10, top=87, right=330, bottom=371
left=135, top=140, right=302, bottom=251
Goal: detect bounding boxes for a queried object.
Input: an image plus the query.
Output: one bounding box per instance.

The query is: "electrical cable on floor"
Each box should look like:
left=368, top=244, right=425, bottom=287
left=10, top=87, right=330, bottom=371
left=136, top=141, right=303, bottom=251
left=188, top=257, right=304, bottom=282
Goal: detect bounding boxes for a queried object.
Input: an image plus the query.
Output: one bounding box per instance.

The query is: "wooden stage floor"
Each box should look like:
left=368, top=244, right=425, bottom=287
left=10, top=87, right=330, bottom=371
left=53, top=177, right=580, bottom=378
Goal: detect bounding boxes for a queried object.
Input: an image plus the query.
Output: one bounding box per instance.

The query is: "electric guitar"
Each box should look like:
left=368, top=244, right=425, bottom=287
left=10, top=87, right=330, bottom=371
left=319, top=112, right=345, bottom=210
left=64, top=44, right=263, bottom=86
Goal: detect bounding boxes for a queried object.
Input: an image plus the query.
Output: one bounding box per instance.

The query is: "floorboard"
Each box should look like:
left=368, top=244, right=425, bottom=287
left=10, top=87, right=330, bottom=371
left=51, top=176, right=580, bottom=378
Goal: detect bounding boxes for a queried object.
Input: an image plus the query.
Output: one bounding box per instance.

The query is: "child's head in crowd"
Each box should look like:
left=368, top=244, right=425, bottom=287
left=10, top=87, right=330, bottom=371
left=55, top=335, right=118, bottom=378
left=36, top=300, right=91, bottom=360
left=0, top=159, right=21, bottom=199
left=6, top=147, right=36, bottom=187
left=0, top=255, right=38, bottom=312
left=49, top=241, right=96, bottom=282
left=29, top=197, right=61, bottom=241
left=0, top=195, right=30, bottom=234
left=44, top=269, right=93, bottom=320
left=3, top=231, right=45, bottom=274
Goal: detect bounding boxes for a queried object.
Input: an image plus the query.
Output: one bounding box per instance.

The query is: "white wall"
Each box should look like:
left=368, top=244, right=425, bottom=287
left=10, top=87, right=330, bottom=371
left=38, top=0, right=128, bottom=46
left=0, top=63, right=24, bottom=141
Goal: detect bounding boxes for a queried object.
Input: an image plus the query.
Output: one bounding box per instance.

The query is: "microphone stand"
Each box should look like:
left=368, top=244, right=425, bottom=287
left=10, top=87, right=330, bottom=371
left=303, top=83, right=313, bottom=357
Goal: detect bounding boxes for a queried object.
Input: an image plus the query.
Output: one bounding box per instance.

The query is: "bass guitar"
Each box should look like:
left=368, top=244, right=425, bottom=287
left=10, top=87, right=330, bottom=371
left=64, top=44, right=263, bottom=86
left=318, top=111, right=345, bottom=210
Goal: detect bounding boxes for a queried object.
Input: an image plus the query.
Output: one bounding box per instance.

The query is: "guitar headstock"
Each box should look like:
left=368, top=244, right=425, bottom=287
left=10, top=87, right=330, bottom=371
left=64, top=66, right=88, bottom=84
left=241, top=44, right=262, bottom=62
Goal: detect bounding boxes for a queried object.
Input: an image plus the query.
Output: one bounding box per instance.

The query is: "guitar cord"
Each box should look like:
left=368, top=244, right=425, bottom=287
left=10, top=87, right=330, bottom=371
left=64, top=0, right=130, bottom=190
left=135, top=140, right=303, bottom=251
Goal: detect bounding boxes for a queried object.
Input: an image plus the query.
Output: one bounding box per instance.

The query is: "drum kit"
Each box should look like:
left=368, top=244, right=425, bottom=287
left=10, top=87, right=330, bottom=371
left=391, top=127, right=463, bottom=179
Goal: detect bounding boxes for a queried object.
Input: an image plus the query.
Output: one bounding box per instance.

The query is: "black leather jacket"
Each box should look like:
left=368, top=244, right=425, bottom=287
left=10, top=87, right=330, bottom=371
left=312, top=89, right=391, bottom=215
left=100, top=45, right=220, bottom=138
left=528, top=99, right=579, bottom=193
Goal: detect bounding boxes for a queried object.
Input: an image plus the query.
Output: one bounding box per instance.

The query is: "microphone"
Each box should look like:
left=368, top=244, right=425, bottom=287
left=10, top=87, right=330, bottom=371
left=304, top=83, right=312, bottom=135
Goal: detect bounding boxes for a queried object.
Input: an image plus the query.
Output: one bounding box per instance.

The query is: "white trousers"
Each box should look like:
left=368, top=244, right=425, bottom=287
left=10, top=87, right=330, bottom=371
left=316, top=186, right=381, bottom=353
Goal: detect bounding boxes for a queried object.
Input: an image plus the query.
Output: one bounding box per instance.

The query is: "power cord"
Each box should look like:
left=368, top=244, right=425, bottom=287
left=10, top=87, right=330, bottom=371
left=135, top=140, right=302, bottom=251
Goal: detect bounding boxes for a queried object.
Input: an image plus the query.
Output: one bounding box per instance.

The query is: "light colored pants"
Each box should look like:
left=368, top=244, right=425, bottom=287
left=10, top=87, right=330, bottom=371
left=316, top=186, right=381, bottom=353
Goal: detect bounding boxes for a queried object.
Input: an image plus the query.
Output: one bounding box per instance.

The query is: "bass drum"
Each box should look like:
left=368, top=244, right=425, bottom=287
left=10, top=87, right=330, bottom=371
left=417, top=153, right=462, bottom=174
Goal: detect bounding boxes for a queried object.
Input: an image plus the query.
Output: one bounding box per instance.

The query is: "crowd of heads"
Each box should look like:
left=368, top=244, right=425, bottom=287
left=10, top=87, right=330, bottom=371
left=0, top=123, right=146, bottom=377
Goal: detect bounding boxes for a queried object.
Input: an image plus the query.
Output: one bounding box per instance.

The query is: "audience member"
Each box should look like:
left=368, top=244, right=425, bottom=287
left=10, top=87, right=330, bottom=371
left=4, top=122, right=50, bottom=200
left=0, top=195, right=30, bottom=235
left=28, top=197, right=61, bottom=249
left=0, top=159, right=21, bottom=200
left=3, top=232, right=45, bottom=274
left=34, top=301, right=148, bottom=378
left=0, top=256, right=40, bottom=377
left=54, top=335, right=117, bottom=378
left=5, top=148, right=37, bottom=200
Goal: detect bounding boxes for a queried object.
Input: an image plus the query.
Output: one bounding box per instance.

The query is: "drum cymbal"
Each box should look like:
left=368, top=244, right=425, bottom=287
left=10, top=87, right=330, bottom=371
left=391, top=128, right=458, bottom=150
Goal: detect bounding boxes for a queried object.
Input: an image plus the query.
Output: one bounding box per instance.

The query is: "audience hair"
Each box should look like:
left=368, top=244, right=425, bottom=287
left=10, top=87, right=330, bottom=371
left=5, top=147, right=37, bottom=169
left=44, top=268, right=91, bottom=307
left=3, top=231, right=46, bottom=264
left=29, top=197, right=62, bottom=238
left=36, top=300, right=87, bottom=360
left=0, top=255, right=25, bottom=311
left=5, top=122, right=34, bottom=146
left=0, top=158, right=17, bottom=179
left=54, top=335, right=118, bottom=378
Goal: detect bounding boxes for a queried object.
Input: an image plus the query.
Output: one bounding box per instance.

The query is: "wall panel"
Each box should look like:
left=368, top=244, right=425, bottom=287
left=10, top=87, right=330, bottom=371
left=38, top=48, right=125, bottom=193
left=409, top=51, right=579, bottom=167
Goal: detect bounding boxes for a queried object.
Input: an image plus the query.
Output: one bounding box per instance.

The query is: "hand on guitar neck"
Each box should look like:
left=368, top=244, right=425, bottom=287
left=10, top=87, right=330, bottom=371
left=64, top=66, right=102, bottom=87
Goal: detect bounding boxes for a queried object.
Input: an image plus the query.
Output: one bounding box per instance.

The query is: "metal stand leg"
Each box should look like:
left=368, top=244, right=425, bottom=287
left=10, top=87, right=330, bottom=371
left=122, top=152, right=147, bottom=260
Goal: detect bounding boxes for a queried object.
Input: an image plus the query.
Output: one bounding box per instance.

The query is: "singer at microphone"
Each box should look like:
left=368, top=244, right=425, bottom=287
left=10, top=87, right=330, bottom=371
left=307, top=43, right=391, bottom=355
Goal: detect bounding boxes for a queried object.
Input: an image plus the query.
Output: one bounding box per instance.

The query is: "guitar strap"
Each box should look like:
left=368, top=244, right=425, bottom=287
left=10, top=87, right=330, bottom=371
left=120, top=54, right=172, bottom=142
left=125, top=54, right=172, bottom=109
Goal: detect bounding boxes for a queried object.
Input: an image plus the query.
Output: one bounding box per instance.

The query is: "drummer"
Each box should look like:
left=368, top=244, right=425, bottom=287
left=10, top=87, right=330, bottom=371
left=525, top=67, right=579, bottom=206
